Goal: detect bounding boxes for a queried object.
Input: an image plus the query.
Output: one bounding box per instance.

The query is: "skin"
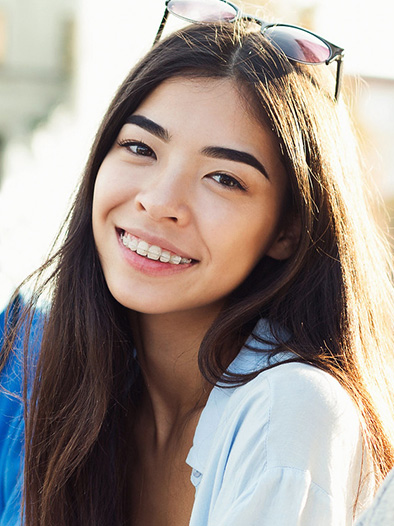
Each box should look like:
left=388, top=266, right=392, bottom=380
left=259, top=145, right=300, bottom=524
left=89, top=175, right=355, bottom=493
left=93, top=77, right=292, bottom=319
left=92, top=77, right=296, bottom=525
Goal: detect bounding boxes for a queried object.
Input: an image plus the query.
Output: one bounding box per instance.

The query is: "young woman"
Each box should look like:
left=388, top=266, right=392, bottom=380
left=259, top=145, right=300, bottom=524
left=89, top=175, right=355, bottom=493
left=2, top=2, right=394, bottom=525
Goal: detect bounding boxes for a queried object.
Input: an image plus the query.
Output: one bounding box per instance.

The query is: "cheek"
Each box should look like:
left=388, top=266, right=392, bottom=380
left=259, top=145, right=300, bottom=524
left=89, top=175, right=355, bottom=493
left=92, top=164, right=128, bottom=224
left=202, top=205, right=275, bottom=273
left=91, top=177, right=108, bottom=232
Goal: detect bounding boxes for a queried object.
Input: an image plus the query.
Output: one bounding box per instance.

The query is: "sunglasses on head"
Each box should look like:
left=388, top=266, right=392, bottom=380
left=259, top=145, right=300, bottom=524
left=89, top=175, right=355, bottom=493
left=154, top=0, right=344, bottom=101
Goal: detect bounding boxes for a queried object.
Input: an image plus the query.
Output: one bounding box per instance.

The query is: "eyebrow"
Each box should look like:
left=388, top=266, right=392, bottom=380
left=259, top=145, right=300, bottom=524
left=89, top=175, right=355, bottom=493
left=125, top=114, right=171, bottom=142
left=202, top=146, right=270, bottom=180
left=125, top=114, right=269, bottom=179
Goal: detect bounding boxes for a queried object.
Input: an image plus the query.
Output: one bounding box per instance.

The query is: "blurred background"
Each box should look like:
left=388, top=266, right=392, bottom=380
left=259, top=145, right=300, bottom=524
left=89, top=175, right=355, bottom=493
left=0, top=0, right=393, bottom=308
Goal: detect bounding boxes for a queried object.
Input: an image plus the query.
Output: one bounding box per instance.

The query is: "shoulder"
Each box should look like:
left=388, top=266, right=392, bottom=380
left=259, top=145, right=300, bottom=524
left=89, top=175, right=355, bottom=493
left=1, top=300, right=45, bottom=396
left=192, top=362, right=366, bottom=525
left=222, top=362, right=363, bottom=494
left=230, top=361, right=358, bottom=430
left=231, top=319, right=360, bottom=439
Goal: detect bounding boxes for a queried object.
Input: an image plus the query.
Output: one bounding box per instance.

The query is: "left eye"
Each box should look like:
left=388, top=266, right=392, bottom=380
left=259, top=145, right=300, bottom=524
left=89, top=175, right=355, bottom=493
left=118, top=140, right=156, bottom=159
left=210, top=173, right=246, bottom=191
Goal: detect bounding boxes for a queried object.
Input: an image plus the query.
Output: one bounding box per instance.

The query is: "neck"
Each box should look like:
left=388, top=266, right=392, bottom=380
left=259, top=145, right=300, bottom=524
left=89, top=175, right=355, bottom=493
left=133, top=307, right=220, bottom=443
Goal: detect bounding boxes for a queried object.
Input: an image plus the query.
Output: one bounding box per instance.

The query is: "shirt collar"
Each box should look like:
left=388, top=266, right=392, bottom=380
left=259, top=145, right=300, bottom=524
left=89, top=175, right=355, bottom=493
left=186, top=318, right=288, bottom=477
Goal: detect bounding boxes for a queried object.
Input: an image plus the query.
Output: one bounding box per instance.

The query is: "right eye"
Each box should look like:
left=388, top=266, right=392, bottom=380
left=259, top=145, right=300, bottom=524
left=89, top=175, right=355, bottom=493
left=117, top=140, right=156, bottom=159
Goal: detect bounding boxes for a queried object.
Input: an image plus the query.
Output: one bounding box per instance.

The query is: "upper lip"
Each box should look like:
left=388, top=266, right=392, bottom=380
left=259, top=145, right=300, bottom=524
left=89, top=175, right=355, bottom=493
left=118, top=226, right=197, bottom=261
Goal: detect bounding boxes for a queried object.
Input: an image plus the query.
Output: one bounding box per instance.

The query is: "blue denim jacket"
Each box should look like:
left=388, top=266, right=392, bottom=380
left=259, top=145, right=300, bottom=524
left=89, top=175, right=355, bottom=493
left=0, top=303, right=43, bottom=526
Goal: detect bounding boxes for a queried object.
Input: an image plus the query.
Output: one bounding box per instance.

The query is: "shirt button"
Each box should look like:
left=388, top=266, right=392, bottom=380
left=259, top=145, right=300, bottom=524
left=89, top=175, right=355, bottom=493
left=192, top=469, right=202, bottom=478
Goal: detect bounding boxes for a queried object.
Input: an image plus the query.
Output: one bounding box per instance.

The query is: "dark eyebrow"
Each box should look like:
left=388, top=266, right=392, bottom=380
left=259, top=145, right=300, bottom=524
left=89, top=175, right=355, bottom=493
left=202, top=146, right=270, bottom=180
left=124, top=114, right=171, bottom=142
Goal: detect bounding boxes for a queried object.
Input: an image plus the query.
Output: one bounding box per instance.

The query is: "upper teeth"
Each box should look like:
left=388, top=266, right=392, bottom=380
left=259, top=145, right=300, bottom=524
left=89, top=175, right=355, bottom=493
left=121, top=232, right=192, bottom=265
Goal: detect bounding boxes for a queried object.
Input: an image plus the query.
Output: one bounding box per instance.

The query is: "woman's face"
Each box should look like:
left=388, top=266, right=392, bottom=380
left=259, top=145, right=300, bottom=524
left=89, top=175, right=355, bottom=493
left=92, top=77, right=293, bottom=317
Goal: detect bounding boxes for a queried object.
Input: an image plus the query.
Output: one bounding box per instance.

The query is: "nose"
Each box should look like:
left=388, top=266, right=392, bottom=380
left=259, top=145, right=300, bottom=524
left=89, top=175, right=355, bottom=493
left=135, top=167, right=191, bottom=225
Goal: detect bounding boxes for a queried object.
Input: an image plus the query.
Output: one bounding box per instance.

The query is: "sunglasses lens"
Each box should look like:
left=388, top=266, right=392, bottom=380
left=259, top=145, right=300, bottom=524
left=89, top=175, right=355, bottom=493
left=167, top=0, right=238, bottom=23
left=264, top=26, right=331, bottom=64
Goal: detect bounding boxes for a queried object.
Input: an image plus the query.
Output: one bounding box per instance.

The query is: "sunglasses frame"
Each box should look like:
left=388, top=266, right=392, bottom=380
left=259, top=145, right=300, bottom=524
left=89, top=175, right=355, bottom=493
left=154, top=0, right=345, bottom=100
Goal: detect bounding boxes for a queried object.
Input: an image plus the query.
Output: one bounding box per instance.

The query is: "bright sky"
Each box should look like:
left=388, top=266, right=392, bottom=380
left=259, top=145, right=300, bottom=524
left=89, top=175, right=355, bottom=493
left=309, top=0, right=393, bottom=79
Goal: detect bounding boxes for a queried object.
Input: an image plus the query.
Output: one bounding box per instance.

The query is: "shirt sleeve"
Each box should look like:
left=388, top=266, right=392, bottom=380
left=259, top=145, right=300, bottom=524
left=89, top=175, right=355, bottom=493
left=210, top=465, right=337, bottom=526
left=198, top=363, right=368, bottom=526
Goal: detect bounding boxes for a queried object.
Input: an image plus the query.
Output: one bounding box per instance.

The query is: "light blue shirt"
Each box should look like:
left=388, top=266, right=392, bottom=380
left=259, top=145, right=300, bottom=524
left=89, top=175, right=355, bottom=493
left=186, top=319, right=373, bottom=525
left=0, top=314, right=372, bottom=525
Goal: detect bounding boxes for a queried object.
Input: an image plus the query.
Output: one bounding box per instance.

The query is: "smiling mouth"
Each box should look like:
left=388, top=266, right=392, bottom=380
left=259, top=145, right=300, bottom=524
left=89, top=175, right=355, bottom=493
left=120, top=230, right=194, bottom=265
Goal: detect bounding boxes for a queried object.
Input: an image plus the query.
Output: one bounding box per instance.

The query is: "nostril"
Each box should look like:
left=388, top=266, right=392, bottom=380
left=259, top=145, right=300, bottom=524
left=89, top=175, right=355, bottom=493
left=135, top=200, right=147, bottom=212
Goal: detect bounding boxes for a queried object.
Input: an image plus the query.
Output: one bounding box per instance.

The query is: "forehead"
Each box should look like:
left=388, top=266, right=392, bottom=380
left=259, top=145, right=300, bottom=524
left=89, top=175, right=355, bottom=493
left=132, top=76, right=281, bottom=158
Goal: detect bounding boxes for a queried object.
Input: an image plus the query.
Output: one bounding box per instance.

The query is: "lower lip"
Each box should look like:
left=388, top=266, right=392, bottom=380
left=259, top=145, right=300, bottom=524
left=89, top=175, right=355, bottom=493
left=117, top=232, right=196, bottom=276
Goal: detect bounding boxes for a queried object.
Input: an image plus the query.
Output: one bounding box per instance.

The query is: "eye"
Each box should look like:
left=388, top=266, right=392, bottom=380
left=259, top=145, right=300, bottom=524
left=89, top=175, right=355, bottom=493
left=117, top=140, right=156, bottom=159
left=210, top=172, right=246, bottom=191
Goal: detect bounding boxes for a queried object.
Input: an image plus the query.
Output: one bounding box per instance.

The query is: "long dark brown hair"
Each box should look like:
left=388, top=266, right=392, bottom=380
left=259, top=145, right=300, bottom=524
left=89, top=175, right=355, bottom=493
left=2, top=22, right=394, bottom=525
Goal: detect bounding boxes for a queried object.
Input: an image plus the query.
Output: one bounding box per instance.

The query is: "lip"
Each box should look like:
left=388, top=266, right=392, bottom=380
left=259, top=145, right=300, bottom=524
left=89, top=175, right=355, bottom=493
left=116, top=228, right=197, bottom=276
left=117, top=226, right=197, bottom=261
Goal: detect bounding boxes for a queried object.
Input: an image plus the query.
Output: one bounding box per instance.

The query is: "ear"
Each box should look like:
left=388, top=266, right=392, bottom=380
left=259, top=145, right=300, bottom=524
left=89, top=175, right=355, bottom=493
left=266, top=217, right=301, bottom=261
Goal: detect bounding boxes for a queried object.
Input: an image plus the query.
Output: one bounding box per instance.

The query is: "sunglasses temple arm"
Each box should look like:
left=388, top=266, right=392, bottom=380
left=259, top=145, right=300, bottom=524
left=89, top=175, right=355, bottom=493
left=153, top=8, right=169, bottom=45
left=334, top=56, right=344, bottom=101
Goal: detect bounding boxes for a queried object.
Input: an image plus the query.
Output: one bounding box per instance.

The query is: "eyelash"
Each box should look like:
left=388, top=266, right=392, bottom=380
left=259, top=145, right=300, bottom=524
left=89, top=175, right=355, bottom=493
left=117, top=139, right=156, bottom=159
left=210, top=173, right=247, bottom=192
